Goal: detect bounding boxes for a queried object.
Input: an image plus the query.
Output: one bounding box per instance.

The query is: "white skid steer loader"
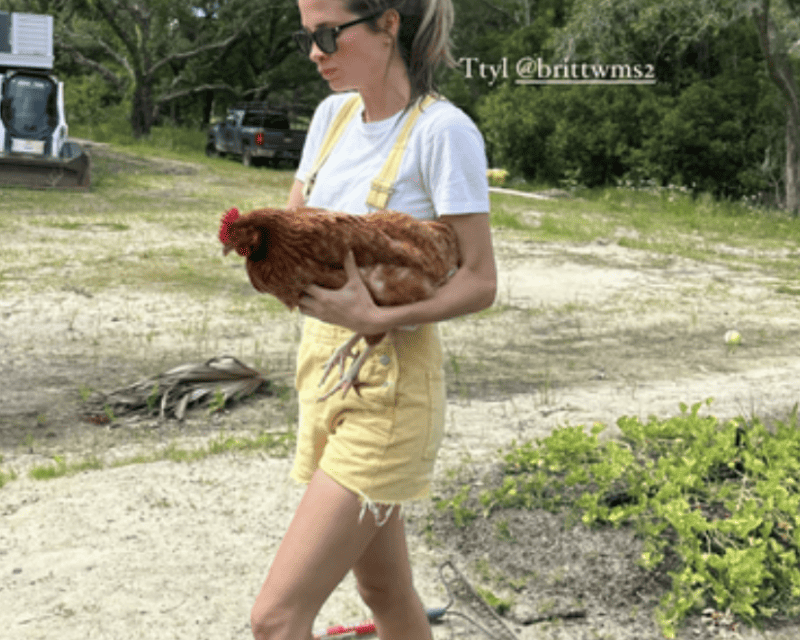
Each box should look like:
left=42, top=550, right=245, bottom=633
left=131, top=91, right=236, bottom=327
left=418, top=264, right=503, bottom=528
left=0, top=11, right=90, bottom=189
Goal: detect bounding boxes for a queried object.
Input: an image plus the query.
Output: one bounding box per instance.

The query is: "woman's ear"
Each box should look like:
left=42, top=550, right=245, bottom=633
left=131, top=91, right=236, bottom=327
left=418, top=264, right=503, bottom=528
left=379, top=8, right=401, bottom=39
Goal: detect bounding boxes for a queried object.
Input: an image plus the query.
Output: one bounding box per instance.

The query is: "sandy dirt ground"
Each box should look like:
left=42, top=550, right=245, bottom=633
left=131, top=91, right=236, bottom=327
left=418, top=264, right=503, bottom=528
left=2, top=179, right=800, bottom=639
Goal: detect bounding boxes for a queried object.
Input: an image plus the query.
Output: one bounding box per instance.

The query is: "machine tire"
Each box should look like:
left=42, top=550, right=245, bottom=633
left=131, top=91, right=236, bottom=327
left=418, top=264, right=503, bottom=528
left=205, top=141, right=222, bottom=158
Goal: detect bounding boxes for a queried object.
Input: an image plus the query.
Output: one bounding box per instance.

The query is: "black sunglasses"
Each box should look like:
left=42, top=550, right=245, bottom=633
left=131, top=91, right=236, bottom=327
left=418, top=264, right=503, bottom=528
left=293, top=12, right=381, bottom=56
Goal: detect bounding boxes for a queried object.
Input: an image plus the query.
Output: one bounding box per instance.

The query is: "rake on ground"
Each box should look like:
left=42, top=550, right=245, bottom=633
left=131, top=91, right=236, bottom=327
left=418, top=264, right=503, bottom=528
left=313, top=560, right=518, bottom=639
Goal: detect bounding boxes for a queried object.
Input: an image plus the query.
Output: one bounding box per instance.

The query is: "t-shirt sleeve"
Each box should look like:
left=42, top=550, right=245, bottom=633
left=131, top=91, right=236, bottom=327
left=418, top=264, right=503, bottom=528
left=422, top=111, right=490, bottom=216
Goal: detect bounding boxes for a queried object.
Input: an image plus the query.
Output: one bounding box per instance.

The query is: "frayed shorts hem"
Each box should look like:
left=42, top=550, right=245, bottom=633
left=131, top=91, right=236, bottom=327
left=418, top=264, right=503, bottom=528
left=289, top=465, right=428, bottom=526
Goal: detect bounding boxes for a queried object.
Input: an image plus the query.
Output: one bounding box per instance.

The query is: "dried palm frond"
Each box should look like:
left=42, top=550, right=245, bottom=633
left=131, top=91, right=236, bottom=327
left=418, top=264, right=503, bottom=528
left=86, top=356, right=271, bottom=422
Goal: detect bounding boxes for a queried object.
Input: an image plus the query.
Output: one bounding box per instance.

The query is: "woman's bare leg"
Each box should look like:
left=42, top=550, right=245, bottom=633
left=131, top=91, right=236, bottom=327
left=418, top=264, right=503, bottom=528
left=250, top=469, right=383, bottom=640
left=352, top=508, right=433, bottom=640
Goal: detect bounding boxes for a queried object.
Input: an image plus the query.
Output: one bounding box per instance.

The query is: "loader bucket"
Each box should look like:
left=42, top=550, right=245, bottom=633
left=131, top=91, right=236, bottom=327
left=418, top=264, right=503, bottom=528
left=0, top=141, right=91, bottom=190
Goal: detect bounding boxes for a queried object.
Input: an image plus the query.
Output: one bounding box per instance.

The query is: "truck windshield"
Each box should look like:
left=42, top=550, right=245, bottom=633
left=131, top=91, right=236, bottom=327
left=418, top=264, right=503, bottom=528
left=242, top=112, right=289, bottom=129
left=0, top=74, right=57, bottom=137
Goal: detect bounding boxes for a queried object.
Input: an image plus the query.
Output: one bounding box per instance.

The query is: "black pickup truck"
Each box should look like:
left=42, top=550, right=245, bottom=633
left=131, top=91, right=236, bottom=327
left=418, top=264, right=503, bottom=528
left=205, top=105, right=306, bottom=167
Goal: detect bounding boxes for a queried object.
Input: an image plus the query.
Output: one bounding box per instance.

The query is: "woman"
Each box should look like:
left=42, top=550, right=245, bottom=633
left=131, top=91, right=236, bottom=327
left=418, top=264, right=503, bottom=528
left=250, top=1, right=496, bottom=638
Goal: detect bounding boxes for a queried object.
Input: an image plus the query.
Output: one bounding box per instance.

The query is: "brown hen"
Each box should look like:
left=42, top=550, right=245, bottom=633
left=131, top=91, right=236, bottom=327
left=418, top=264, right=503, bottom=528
left=219, top=206, right=460, bottom=399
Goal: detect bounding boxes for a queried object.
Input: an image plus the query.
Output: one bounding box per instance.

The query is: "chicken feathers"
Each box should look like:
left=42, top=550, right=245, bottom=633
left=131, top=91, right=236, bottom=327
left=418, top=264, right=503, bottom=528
left=219, top=206, right=460, bottom=399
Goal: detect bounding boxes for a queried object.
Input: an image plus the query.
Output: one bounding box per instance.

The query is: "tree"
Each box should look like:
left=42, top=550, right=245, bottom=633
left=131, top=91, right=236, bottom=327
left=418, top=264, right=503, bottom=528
left=442, top=0, right=574, bottom=121
left=552, top=0, right=800, bottom=212
left=52, top=0, right=308, bottom=137
left=753, top=0, right=800, bottom=212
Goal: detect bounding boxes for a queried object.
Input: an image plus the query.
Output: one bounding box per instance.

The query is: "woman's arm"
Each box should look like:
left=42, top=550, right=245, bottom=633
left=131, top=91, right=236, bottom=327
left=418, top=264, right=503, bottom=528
left=287, top=179, right=305, bottom=209
left=298, top=211, right=497, bottom=334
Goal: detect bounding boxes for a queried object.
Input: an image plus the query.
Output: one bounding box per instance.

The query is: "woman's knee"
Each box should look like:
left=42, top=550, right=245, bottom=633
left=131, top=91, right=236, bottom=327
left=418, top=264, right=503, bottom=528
left=356, top=567, right=415, bottom=614
left=250, top=599, right=278, bottom=640
left=250, top=595, right=309, bottom=640
left=353, top=511, right=414, bottom=613
left=356, top=576, right=393, bottom=613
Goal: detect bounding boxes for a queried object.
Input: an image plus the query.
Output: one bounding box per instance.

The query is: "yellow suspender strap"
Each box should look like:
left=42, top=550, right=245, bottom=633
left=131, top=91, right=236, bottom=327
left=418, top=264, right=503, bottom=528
left=366, top=94, right=438, bottom=210
left=302, top=93, right=439, bottom=208
left=302, top=93, right=363, bottom=203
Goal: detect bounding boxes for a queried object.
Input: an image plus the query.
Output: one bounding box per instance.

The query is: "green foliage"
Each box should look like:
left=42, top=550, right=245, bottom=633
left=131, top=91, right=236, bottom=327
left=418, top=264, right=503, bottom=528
left=475, top=586, right=514, bottom=615
left=29, top=455, right=104, bottom=480
left=641, top=45, right=780, bottom=198
left=70, top=118, right=208, bottom=154
left=0, top=466, right=18, bottom=489
left=67, top=105, right=136, bottom=145
left=46, top=0, right=791, bottom=200
left=51, top=0, right=321, bottom=136
left=162, top=431, right=294, bottom=462
left=478, top=69, right=779, bottom=197
left=545, top=85, right=651, bottom=188
left=435, top=483, right=478, bottom=528
left=64, top=74, right=127, bottom=130
left=440, top=401, right=800, bottom=636
left=443, top=3, right=566, bottom=121
left=470, top=10, right=783, bottom=200
left=19, top=431, right=294, bottom=485
left=206, top=389, right=227, bottom=415
left=490, top=208, right=534, bottom=231
left=477, top=84, right=556, bottom=181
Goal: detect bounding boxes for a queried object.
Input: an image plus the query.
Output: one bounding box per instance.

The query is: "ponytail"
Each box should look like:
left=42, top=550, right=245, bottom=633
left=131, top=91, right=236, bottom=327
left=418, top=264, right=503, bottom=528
left=347, top=0, right=456, bottom=103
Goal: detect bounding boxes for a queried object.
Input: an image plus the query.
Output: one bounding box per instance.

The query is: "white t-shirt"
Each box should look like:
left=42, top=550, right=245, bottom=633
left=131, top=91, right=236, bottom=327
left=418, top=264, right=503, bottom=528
left=295, top=92, right=490, bottom=220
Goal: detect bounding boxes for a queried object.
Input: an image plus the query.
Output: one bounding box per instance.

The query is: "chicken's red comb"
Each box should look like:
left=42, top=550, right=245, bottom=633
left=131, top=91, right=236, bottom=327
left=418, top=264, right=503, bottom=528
left=219, top=207, right=240, bottom=244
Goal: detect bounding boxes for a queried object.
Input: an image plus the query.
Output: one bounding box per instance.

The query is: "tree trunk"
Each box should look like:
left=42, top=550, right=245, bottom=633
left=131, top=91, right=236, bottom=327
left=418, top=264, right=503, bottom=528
left=203, top=89, right=214, bottom=128
left=753, top=0, right=800, bottom=215
left=787, top=103, right=800, bottom=215
left=131, top=79, right=154, bottom=139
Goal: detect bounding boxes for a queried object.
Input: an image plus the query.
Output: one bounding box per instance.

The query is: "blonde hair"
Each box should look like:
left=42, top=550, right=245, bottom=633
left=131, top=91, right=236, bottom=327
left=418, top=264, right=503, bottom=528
left=347, top=0, right=456, bottom=103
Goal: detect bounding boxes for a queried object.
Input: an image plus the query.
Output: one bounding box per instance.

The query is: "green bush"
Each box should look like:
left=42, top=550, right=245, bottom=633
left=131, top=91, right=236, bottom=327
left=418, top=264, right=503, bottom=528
left=472, top=17, right=782, bottom=198
left=644, top=75, right=775, bottom=198
left=478, top=84, right=560, bottom=182
left=441, top=401, right=800, bottom=637
left=546, top=85, right=653, bottom=188
left=68, top=101, right=135, bottom=145
left=64, top=74, right=127, bottom=132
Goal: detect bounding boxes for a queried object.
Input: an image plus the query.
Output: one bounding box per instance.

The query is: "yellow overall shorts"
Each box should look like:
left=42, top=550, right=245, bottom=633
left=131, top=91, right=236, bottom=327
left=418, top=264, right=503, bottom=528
left=291, top=93, right=447, bottom=510
left=291, top=318, right=446, bottom=508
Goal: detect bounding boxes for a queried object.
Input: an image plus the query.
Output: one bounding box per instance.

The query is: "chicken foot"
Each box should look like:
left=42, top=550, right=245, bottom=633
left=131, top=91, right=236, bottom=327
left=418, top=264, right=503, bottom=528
left=317, top=334, right=380, bottom=401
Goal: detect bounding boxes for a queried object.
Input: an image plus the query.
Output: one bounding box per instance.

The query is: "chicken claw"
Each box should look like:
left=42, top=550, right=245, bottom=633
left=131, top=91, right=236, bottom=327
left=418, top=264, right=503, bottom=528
left=318, top=335, right=376, bottom=401
left=319, top=334, right=361, bottom=386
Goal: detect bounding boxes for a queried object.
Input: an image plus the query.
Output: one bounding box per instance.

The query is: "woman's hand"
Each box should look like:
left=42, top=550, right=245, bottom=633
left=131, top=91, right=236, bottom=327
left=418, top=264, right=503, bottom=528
left=298, top=251, right=383, bottom=335
left=296, top=211, right=497, bottom=333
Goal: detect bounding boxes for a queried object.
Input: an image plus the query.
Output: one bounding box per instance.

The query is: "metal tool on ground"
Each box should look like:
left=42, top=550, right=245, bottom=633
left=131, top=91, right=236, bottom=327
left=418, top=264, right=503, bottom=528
left=437, top=560, right=519, bottom=640
left=312, top=560, right=519, bottom=639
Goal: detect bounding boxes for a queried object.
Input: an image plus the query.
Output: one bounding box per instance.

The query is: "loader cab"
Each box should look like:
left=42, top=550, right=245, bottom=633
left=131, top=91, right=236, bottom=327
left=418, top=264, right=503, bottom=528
left=0, top=70, right=65, bottom=158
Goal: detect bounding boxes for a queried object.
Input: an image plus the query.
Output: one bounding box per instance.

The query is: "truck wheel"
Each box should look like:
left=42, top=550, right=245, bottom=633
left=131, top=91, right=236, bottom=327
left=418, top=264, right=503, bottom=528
left=205, top=142, right=221, bottom=158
